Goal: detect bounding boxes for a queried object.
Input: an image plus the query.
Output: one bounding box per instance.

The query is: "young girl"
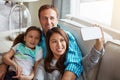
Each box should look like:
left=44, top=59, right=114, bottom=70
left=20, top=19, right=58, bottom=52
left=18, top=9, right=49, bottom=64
left=3, top=26, right=43, bottom=80
left=34, top=27, right=69, bottom=80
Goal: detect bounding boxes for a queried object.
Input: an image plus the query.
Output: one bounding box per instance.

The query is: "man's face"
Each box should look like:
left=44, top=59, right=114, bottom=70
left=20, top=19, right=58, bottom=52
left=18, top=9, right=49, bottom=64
left=39, top=9, right=58, bottom=34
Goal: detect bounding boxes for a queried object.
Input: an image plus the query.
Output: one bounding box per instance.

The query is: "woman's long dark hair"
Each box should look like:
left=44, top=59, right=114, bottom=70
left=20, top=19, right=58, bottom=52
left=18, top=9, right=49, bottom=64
left=44, top=27, right=69, bottom=75
left=12, top=26, right=42, bottom=47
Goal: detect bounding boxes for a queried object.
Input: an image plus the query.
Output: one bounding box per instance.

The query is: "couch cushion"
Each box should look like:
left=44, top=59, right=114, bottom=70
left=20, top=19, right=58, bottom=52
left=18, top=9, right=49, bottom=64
left=97, top=40, right=120, bottom=80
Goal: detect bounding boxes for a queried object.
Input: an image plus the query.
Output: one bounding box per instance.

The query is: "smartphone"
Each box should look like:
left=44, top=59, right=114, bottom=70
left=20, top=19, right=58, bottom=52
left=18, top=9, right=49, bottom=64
left=81, top=27, right=102, bottom=41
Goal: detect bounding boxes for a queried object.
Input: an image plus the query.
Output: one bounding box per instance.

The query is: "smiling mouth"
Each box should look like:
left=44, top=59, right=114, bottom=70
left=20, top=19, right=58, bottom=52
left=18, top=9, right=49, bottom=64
left=57, top=48, right=64, bottom=52
left=30, top=43, right=35, bottom=46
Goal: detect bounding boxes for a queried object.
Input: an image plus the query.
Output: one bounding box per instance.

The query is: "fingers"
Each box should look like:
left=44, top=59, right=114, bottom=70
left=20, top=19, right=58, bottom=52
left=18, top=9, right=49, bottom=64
left=92, top=24, right=100, bottom=27
left=13, top=65, right=22, bottom=78
left=92, top=24, right=104, bottom=51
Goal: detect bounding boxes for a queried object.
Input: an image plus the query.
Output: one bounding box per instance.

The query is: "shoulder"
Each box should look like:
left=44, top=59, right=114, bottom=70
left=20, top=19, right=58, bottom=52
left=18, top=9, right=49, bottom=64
left=35, top=45, right=43, bottom=59
left=17, top=43, right=24, bottom=46
left=58, top=24, right=76, bottom=41
left=12, top=43, right=24, bottom=49
left=64, top=30, right=76, bottom=41
left=64, top=30, right=72, bottom=36
left=58, top=24, right=74, bottom=37
left=36, top=45, right=43, bottom=51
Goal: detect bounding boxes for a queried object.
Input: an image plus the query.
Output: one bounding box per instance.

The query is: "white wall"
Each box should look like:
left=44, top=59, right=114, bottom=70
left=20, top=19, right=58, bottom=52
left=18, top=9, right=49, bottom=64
left=28, top=0, right=52, bottom=28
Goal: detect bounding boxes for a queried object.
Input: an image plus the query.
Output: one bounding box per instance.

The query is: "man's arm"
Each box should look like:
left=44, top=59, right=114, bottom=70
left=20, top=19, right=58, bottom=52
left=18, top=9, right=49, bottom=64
left=82, top=46, right=104, bottom=74
left=63, top=31, right=83, bottom=79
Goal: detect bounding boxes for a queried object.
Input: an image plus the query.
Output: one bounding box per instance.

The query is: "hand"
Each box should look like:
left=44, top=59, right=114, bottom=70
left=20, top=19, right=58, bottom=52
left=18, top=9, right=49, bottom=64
left=93, top=24, right=104, bottom=51
left=62, top=71, right=76, bottom=80
left=0, top=63, right=7, bottom=80
left=12, top=65, right=22, bottom=79
left=19, top=75, right=33, bottom=80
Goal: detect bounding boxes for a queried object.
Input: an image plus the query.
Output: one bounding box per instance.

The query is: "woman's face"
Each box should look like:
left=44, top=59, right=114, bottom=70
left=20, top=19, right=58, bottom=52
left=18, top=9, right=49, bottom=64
left=49, top=33, right=67, bottom=59
left=24, top=30, right=40, bottom=49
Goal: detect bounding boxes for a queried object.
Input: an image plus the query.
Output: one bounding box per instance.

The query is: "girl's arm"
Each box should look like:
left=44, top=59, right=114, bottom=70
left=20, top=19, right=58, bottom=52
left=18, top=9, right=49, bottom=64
left=2, top=49, right=16, bottom=67
left=3, top=49, right=22, bottom=78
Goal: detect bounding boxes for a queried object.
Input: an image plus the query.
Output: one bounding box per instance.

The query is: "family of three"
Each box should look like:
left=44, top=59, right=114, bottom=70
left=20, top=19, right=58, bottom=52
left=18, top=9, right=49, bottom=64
left=0, top=4, right=104, bottom=80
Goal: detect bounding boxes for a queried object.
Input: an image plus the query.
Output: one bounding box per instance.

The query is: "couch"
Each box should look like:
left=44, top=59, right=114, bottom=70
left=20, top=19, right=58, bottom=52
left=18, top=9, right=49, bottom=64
left=59, top=18, right=120, bottom=80
left=0, top=17, right=120, bottom=80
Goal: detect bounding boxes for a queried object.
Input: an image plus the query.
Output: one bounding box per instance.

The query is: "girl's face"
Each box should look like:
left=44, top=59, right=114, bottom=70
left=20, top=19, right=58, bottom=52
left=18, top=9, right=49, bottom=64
left=49, top=33, right=67, bottom=59
left=24, top=30, right=40, bottom=49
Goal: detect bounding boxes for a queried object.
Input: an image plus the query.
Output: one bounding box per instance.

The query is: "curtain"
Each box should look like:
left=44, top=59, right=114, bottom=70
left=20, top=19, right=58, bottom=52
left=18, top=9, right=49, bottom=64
left=52, top=0, right=70, bottom=19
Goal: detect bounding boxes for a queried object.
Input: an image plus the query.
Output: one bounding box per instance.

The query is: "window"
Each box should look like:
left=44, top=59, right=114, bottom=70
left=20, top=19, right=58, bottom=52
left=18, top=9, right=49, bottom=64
left=70, top=0, right=120, bottom=31
left=70, top=0, right=113, bottom=27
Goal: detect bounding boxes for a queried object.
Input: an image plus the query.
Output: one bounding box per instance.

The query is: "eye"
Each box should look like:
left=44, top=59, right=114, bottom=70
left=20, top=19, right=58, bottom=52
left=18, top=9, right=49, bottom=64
left=51, top=40, right=57, bottom=43
left=53, top=40, right=57, bottom=43
left=60, top=38, right=65, bottom=42
left=50, top=17, right=55, bottom=20
left=28, top=35, right=33, bottom=38
left=41, top=16, right=47, bottom=20
left=35, top=36, right=40, bottom=40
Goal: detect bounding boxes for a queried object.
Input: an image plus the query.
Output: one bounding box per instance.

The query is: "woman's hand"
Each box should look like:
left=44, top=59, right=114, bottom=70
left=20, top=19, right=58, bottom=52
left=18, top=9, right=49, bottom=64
left=93, top=24, right=104, bottom=51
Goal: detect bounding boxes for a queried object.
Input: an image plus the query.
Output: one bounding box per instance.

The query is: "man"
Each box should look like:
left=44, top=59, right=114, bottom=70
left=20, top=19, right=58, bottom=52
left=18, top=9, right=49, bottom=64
left=0, top=4, right=104, bottom=80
